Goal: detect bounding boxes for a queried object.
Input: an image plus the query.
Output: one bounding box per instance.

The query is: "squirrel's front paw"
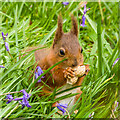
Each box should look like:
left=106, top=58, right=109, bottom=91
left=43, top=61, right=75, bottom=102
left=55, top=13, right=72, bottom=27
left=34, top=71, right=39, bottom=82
left=63, top=67, right=78, bottom=85
left=63, top=65, right=89, bottom=85
left=63, top=67, right=75, bottom=78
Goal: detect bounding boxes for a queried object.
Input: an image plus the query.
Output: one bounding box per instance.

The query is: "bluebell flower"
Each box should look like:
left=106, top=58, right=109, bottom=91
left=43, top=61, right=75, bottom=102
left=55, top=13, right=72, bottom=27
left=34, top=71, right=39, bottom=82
left=89, top=112, right=94, bottom=118
left=19, top=95, right=31, bottom=109
left=35, top=72, right=39, bottom=79
left=83, top=4, right=87, bottom=14
left=5, top=90, right=31, bottom=109
left=81, top=15, right=86, bottom=27
left=2, top=32, right=8, bottom=41
left=14, top=97, right=23, bottom=101
left=89, top=114, right=91, bottom=117
left=5, top=42, right=9, bottom=51
left=81, top=5, right=87, bottom=27
left=35, top=66, right=44, bottom=82
left=37, top=66, right=44, bottom=76
left=115, top=101, right=119, bottom=111
left=20, top=89, right=31, bottom=99
left=113, top=101, right=119, bottom=112
left=81, top=4, right=90, bottom=27
left=19, top=90, right=31, bottom=108
left=0, top=65, right=5, bottom=68
left=6, top=94, right=13, bottom=104
left=115, top=102, right=119, bottom=110
left=62, top=2, right=69, bottom=6
left=113, top=58, right=120, bottom=67
left=2, top=32, right=10, bottom=51
left=57, top=103, right=68, bottom=115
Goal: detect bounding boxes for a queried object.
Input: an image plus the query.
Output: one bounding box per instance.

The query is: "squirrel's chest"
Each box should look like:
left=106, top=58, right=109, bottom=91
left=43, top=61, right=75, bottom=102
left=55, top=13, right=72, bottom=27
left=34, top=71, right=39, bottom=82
left=56, top=84, right=79, bottom=109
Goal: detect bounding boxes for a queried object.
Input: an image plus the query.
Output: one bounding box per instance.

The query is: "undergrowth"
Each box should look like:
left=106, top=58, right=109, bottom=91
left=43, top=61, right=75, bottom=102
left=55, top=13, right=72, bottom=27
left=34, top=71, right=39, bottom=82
left=0, top=1, right=119, bottom=119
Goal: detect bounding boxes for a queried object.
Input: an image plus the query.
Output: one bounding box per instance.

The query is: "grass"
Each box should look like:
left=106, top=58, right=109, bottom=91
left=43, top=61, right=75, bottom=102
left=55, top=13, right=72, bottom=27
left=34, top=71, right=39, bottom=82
left=0, top=1, right=119, bottom=119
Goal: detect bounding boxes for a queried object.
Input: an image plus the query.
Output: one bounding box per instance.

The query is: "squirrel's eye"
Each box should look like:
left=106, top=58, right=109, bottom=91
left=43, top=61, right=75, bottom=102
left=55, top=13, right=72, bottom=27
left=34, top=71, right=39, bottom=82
left=81, top=48, right=83, bottom=53
left=59, top=48, right=65, bottom=57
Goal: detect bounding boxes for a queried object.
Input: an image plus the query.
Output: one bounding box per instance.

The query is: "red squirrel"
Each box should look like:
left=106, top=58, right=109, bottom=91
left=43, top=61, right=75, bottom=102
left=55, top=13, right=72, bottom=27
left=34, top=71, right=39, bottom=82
left=25, top=14, right=90, bottom=107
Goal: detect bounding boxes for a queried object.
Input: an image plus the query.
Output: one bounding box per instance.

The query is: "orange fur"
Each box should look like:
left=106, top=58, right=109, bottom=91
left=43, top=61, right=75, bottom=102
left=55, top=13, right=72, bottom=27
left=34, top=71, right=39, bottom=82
left=24, top=14, right=90, bottom=105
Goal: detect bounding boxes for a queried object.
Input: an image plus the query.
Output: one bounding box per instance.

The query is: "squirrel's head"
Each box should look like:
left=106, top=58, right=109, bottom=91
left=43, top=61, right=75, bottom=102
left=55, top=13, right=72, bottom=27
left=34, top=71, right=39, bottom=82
left=48, top=14, right=84, bottom=68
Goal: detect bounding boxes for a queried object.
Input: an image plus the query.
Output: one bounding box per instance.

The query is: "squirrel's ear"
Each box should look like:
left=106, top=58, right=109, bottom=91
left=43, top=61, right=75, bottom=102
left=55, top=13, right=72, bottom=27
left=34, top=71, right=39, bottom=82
left=70, top=14, right=78, bottom=37
left=53, top=14, right=63, bottom=48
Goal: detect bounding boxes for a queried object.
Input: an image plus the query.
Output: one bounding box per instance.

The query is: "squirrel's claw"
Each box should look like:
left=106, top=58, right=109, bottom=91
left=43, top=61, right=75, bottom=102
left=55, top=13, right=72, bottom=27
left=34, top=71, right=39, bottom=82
left=64, top=67, right=75, bottom=79
left=64, top=65, right=90, bottom=85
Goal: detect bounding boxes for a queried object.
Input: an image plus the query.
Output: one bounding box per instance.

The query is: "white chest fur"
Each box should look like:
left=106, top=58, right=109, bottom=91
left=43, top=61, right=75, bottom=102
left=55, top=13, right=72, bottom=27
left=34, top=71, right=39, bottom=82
left=56, top=84, right=79, bottom=110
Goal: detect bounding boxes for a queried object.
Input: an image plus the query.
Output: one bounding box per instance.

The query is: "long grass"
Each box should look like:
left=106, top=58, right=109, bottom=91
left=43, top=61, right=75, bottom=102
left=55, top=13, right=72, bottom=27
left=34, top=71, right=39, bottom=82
left=0, top=1, right=119, bottom=119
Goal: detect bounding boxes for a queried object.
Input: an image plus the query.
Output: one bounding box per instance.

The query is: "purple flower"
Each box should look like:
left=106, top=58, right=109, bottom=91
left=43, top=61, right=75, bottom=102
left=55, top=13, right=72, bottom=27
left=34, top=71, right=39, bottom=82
left=62, top=2, right=69, bottom=6
left=2, top=32, right=9, bottom=51
left=115, top=102, right=119, bottom=111
left=5, top=90, right=31, bottom=109
left=81, top=4, right=90, bottom=27
left=14, top=98, right=23, bottom=101
left=20, top=89, right=31, bottom=99
left=5, top=42, right=9, bottom=51
left=81, top=15, right=86, bottom=27
left=6, top=94, right=13, bottom=104
left=19, top=90, right=31, bottom=109
left=81, top=5, right=87, bottom=27
left=35, top=72, right=39, bottom=79
left=113, top=101, right=119, bottom=112
left=57, top=103, right=68, bottom=115
left=0, top=65, right=5, bottom=68
left=35, top=66, right=44, bottom=82
left=113, top=58, right=120, bottom=66
left=83, top=5, right=87, bottom=14
left=37, top=66, right=44, bottom=76
left=19, top=95, right=31, bottom=109
left=2, top=32, right=8, bottom=41
left=89, top=114, right=92, bottom=117
left=89, top=112, right=94, bottom=118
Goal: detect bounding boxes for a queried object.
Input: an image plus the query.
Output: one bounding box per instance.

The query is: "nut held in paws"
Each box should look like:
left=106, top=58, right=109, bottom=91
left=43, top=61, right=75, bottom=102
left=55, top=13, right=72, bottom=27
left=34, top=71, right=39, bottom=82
left=66, top=65, right=86, bottom=85
left=74, top=65, right=86, bottom=77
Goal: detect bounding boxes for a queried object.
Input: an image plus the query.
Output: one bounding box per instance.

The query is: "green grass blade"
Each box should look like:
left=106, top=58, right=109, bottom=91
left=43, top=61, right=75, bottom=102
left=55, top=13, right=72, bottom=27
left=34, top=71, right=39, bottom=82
left=97, top=14, right=103, bottom=77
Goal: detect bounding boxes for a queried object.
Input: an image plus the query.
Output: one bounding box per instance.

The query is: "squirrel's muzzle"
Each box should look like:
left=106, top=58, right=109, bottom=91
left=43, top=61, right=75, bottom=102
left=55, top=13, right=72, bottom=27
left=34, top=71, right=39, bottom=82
left=72, top=58, right=78, bottom=67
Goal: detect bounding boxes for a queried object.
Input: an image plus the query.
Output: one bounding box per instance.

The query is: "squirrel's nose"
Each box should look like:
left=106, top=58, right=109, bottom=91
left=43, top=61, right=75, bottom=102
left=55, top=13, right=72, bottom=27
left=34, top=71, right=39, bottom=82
left=72, top=58, right=78, bottom=67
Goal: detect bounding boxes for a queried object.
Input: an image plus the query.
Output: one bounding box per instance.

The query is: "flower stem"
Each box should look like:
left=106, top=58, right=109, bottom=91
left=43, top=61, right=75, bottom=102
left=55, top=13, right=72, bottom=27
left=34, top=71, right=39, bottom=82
left=58, top=106, right=70, bottom=118
left=111, top=109, right=116, bottom=118
left=8, top=51, right=13, bottom=59
left=3, top=42, right=13, bottom=59
left=0, top=91, right=21, bottom=96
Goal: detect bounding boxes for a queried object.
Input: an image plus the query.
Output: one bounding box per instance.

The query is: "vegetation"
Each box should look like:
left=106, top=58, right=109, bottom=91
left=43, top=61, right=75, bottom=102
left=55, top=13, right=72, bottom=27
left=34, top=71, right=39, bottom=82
left=0, top=1, right=119, bottom=119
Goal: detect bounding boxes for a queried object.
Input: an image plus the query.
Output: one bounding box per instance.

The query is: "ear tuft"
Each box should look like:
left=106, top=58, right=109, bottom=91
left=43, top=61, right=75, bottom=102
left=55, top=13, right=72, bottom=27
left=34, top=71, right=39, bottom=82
left=70, top=14, right=78, bottom=37
left=53, top=13, right=63, bottom=48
